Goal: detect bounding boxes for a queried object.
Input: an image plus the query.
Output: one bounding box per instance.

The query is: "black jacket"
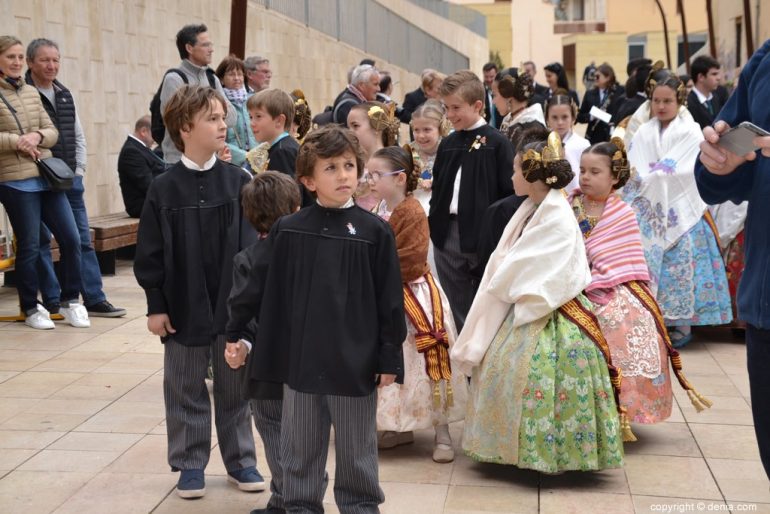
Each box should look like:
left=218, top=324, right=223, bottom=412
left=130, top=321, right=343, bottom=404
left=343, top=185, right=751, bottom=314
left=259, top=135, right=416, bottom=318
left=399, top=87, right=427, bottom=124
left=428, top=124, right=515, bottom=253
left=332, top=88, right=363, bottom=127
left=687, top=89, right=725, bottom=129
left=134, top=159, right=255, bottom=346
left=529, top=83, right=549, bottom=107
left=612, top=94, right=647, bottom=125
left=483, top=87, right=502, bottom=129
left=244, top=203, right=406, bottom=396
left=267, top=136, right=312, bottom=206
left=577, top=84, right=626, bottom=144
left=117, top=136, right=166, bottom=218
left=26, top=72, right=77, bottom=171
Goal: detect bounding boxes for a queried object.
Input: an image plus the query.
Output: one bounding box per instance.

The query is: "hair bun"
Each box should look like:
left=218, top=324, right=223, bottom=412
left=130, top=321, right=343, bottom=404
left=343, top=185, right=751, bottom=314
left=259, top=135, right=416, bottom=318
left=609, top=137, right=631, bottom=189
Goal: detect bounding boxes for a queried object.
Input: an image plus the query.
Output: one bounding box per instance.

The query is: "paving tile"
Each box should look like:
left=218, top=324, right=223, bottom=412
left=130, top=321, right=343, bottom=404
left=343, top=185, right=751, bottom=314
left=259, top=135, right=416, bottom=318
left=378, top=429, right=455, bottom=485
left=624, top=422, right=701, bottom=458
left=104, top=434, right=171, bottom=473
left=0, top=411, right=91, bottom=431
left=624, top=454, right=722, bottom=500
left=540, top=467, right=630, bottom=494
left=48, top=432, right=143, bottom=452
left=0, top=429, right=65, bottom=449
left=0, top=350, right=62, bottom=371
left=681, top=395, right=754, bottom=426
left=540, top=490, right=634, bottom=514
left=67, top=332, right=142, bottom=353
left=707, top=458, right=770, bottom=503
left=689, top=424, right=761, bottom=460
left=0, top=470, right=95, bottom=513
left=18, top=448, right=122, bottom=472
left=449, top=458, right=540, bottom=488
left=0, top=370, right=19, bottom=383
left=0, top=371, right=84, bottom=399
left=52, top=472, right=177, bottom=514
left=0, top=397, right=34, bottom=423
left=152, top=475, right=268, bottom=514
left=0, top=448, right=37, bottom=471
left=20, top=398, right=110, bottom=415
left=51, top=372, right=147, bottom=401
left=31, top=351, right=124, bottom=372
left=93, top=352, right=163, bottom=375
left=444, top=484, right=536, bottom=513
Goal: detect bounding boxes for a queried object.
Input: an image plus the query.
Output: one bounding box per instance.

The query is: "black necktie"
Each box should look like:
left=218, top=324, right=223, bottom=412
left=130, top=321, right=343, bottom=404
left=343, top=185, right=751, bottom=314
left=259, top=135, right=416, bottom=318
left=705, top=99, right=714, bottom=116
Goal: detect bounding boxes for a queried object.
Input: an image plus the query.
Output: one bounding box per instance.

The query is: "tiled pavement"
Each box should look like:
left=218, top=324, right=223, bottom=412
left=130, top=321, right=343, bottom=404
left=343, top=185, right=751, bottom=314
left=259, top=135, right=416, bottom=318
left=0, top=261, right=767, bottom=513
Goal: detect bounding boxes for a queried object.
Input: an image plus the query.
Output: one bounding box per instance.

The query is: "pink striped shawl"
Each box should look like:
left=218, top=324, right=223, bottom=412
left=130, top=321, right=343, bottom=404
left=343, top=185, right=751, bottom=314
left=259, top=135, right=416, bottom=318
left=569, top=191, right=651, bottom=304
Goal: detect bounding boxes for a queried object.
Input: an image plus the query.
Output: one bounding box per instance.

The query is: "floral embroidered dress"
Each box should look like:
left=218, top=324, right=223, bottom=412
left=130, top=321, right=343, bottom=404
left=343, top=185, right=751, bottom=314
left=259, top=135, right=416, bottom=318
left=376, top=196, right=468, bottom=431
left=623, top=109, right=732, bottom=326
left=570, top=191, right=673, bottom=424
left=710, top=201, right=748, bottom=327
left=451, top=189, right=624, bottom=472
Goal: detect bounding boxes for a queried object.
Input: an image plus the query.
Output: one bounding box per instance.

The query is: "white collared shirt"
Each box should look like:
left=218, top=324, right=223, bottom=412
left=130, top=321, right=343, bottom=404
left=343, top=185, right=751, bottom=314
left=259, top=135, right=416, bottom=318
left=692, top=86, right=713, bottom=106
left=128, top=133, right=148, bottom=147
left=449, top=117, right=487, bottom=215
left=180, top=154, right=217, bottom=171
left=316, top=197, right=355, bottom=209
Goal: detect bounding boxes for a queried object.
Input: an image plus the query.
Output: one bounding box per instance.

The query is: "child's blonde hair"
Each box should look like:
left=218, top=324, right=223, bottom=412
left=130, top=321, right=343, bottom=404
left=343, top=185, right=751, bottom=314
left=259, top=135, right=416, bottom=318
left=410, top=99, right=451, bottom=137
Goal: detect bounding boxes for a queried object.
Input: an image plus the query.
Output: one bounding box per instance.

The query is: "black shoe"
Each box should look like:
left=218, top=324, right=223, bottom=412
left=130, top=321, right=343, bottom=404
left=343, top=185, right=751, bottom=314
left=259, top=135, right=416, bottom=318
left=86, top=301, right=127, bottom=318
left=250, top=508, right=286, bottom=514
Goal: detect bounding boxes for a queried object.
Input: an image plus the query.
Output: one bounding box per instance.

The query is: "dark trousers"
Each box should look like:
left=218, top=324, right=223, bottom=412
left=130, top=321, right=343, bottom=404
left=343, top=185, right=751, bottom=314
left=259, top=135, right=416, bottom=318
left=251, top=399, right=284, bottom=509
left=747, top=324, right=770, bottom=479
left=38, top=176, right=106, bottom=308
left=0, top=186, right=81, bottom=313
left=163, top=337, right=256, bottom=472
left=281, top=386, right=382, bottom=514
left=433, top=219, right=479, bottom=333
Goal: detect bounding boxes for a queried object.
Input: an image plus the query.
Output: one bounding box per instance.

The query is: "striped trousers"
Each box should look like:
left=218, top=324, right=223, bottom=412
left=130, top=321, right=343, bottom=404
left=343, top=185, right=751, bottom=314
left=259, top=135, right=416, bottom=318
left=434, top=219, right=480, bottom=333
left=163, top=337, right=256, bottom=472
left=251, top=399, right=284, bottom=509
left=281, top=386, right=383, bottom=514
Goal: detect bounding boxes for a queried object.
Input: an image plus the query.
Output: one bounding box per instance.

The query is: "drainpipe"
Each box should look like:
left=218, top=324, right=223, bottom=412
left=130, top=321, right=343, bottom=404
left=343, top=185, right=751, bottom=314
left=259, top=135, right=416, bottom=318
left=678, top=0, right=691, bottom=74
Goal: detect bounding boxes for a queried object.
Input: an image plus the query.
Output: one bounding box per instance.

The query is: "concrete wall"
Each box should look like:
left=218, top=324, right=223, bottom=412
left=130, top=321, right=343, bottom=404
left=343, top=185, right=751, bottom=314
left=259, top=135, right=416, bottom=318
left=464, top=2, right=513, bottom=67
left=712, top=0, right=770, bottom=81
left=562, top=32, right=628, bottom=98
left=4, top=0, right=481, bottom=217
left=510, top=0, right=563, bottom=77
left=606, top=0, right=707, bottom=35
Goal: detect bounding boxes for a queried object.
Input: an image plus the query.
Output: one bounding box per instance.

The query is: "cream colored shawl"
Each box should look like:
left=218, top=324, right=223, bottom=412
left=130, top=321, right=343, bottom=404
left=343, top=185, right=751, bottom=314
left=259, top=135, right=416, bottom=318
left=451, top=188, right=592, bottom=375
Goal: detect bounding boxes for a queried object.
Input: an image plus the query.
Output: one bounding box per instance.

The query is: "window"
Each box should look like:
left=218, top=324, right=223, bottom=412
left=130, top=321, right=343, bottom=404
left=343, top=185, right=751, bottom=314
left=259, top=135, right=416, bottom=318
left=678, top=33, right=707, bottom=67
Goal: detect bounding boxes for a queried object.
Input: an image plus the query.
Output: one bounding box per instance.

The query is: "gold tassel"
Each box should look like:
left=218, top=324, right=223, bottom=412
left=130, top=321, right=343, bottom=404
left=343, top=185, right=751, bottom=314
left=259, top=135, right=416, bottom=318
left=621, top=412, right=637, bottom=442
left=446, top=381, right=454, bottom=408
left=433, top=381, right=441, bottom=409
left=687, top=389, right=714, bottom=412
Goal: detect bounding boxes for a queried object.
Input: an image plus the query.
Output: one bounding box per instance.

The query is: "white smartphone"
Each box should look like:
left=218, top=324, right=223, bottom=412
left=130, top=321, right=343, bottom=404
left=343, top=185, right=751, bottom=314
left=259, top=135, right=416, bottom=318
left=718, top=121, right=770, bottom=156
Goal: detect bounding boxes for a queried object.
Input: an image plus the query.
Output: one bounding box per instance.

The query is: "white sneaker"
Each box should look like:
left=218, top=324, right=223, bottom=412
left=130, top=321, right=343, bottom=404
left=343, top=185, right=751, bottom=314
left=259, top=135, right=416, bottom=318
left=60, top=303, right=91, bottom=328
left=25, top=305, right=55, bottom=330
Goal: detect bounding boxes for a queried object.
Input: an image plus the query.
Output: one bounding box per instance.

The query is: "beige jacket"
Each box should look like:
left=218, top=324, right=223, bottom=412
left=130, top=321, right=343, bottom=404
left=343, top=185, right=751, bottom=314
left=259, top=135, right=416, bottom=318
left=0, top=78, right=58, bottom=183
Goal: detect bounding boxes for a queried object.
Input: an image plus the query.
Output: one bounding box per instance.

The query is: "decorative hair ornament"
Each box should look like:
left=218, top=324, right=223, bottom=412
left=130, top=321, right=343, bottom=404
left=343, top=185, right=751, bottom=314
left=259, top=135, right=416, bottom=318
left=245, top=142, right=271, bottom=175
left=368, top=105, right=385, bottom=118
left=522, top=131, right=565, bottom=177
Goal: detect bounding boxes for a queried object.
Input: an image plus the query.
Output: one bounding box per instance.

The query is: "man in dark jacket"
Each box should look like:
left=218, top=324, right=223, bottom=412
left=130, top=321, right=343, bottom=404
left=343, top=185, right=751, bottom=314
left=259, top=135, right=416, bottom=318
left=26, top=38, right=126, bottom=319
left=695, top=39, right=770, bottom=480
left=687, top=55, right=724, bottom=129
left=331, top=64, right=380, bottom=127
left=117, top=115, right=166, bottom=218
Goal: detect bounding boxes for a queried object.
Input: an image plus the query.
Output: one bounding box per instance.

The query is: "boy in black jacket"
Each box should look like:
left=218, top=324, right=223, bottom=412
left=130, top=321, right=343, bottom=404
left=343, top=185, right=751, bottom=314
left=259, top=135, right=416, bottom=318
left=236, top=126, right=406, bottom=513
left=428, top=70, right=515, bottom=331
left=225, top=171, right=302, bottom=514
left=134, top=85, right=262, bottom=499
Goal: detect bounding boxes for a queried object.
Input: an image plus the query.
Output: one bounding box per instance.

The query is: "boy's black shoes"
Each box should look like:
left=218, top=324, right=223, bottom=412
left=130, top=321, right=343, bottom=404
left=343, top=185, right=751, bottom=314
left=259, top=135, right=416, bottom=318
left=228, top=466, right=267, bottom=492
left=176, top=469, right=205, bottom=499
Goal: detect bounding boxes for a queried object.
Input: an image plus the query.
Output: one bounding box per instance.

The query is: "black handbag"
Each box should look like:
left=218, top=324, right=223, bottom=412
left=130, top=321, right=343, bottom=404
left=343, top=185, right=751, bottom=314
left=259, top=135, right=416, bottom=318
left=0, top=88, right=74, bottom=191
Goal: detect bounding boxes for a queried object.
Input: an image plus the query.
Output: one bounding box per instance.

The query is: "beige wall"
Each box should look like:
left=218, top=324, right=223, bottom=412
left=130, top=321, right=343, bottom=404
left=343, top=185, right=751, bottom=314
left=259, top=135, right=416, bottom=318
left=606, top=0, right=707, bottom=35
left=712, top=0, right=770, bottom=81
left=3, top=0, right=482, bottom=217
left=562, top=32, right=628, bottom=98
left=509, top=0, right=563, bottom=83
left=465, top=3, right=513, bottom=67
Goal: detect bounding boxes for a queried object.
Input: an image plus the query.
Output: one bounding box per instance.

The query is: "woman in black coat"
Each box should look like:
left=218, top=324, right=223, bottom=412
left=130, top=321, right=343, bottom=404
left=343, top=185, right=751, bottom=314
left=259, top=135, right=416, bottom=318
left=543, top=62, right=579, bottom=106
left=577, top=62, right=626, bottom=144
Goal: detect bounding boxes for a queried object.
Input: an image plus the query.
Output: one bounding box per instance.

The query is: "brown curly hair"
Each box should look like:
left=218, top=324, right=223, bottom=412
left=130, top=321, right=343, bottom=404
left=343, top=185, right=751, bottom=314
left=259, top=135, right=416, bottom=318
left=583, top=137, right=631, bottom=189
left=241, top=171, right=301, bottom=232
left=373, top=146, right=419, bottom=194
left=350, top=101, right=400, bottom=147
left=520, top=141, right=574, bottom=190
left=296, top=125, right=365, bottom=182
left=495, top=68, right=534, bottom=103
left=291, top=89, right=312, bottom=140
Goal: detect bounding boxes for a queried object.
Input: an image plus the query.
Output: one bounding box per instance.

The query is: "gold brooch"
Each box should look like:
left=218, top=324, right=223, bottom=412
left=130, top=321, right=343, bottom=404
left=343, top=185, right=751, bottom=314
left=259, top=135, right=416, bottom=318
left=469, top=135, right=487, bottom=152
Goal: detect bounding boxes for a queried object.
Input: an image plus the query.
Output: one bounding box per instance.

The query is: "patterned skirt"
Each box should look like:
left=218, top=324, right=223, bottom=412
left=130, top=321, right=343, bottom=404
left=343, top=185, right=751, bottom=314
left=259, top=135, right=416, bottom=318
left=376, top=278, right=468, bottom=432
left=593, top=285, right=673, bottom=424
left=657, top=218, right=733, bottom=326
left=462, top=297, right=624, bottom=472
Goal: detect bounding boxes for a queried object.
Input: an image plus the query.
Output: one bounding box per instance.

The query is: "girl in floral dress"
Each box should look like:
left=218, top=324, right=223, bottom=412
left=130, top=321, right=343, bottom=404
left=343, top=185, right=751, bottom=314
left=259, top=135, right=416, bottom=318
left=367, top=146, right=468, bottom=463
left=452, top=132, right=625, bottom=473
left=623, top=64, right=732, bottom=347
left=571, top=138, right=711, bottom=426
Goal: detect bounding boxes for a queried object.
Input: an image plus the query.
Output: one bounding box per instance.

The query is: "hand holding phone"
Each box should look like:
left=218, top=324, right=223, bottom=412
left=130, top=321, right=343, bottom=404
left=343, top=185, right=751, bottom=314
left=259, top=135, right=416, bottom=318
left=700, top=121, right=765, bottom=175
left=717, top=122, right=770, bottom=156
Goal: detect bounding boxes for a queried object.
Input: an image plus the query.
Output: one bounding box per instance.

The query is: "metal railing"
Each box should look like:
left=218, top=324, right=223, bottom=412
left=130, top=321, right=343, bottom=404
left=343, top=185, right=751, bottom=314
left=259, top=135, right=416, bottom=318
left=405, top=0, right=487, bottom=37
left=251, top=0, right=471, bottom=74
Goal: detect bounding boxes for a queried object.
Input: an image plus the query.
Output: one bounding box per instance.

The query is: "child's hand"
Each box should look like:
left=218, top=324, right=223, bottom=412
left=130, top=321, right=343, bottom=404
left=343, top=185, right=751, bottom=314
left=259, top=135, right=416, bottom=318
left=218, top=145, right=232, bottom=162
left=147, top=314, right=176, bottom=337
left=225, top=341, right=248, bottom=369
left=377, top=374, right=397, bottom=388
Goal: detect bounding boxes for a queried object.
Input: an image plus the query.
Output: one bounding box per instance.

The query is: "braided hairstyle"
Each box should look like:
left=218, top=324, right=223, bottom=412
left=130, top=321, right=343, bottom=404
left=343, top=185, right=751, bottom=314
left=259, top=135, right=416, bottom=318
left=352, top=101, right=400, bottom=147
left=645, top=61, right=687, bottom=106
left=495, top=67, right=534, bottom=103
left=290, top=89, right=312, bottom=140
left=374, top=145, right=419, bottom=194
left=583, top=137, right=632, bottom=189
left=520, top=140, right=574, bottom=190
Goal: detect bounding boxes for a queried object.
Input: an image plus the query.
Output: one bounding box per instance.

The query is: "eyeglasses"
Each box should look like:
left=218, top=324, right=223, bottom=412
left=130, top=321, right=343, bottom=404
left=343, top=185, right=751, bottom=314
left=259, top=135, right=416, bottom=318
left=365, top=169, right=404, bottom=184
